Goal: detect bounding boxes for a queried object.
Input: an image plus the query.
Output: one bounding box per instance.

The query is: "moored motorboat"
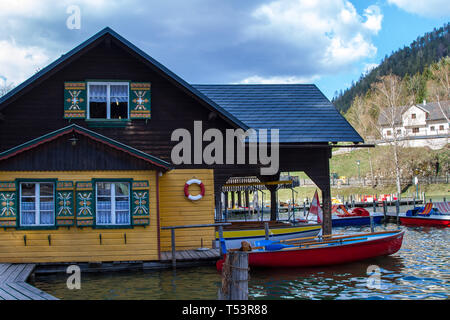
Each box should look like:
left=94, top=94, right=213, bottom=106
left=216, top=230, right=405, bottom=270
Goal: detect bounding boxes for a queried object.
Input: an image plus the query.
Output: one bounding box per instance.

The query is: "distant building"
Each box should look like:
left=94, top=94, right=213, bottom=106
left=377, top=100, right=449, bottom=149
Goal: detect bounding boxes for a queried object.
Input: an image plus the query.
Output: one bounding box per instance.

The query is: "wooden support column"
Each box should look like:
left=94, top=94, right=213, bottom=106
left=237, top=191, right=242, bottom=207
left=321, top=184, right=332, bottom=235
left=304, top=148, right=332, bottom=235
left=258, top=173, right=280, bottom=222
left=268, top=185, right=278, bottom=221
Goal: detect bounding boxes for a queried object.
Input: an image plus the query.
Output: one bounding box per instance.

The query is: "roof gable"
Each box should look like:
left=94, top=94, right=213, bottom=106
left=0, top=124, right=171, bottom=170
left=0, top=27, right=247, bottom=130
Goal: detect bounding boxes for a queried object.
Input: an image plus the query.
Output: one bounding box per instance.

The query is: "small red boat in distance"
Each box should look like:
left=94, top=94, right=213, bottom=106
left=400, top=202, right=450, bottom=227
left=216, top=230, right=404, bottom=270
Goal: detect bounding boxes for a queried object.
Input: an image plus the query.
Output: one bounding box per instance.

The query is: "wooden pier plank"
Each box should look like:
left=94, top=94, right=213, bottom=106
left=0, top=264, right=20, bottom=283
left=2, top=283, right=33, bottom=300
left=0, top=287, right=18, bottom=300
left=160, top=249, right=220, bottom=261
left=0, top=263, right=57, bottom=300
left=14, top=264, right=36, bottom=283
left=12, top=281, right=58, bottom=300
left=0, top=263, right=10, bottom=276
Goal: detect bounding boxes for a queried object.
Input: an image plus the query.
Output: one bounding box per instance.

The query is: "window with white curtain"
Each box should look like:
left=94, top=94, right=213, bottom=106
left=96, top=182, right=130, bottom=226
left=88, top=82, right=129, bottom=119
left=20, top=182, right=55, bottom=226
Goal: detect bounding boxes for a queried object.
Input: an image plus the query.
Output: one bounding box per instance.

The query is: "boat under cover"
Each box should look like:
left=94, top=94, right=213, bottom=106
left=215, top=221, right=322, bottom=249
left=216, top=230, right=404, bottom=270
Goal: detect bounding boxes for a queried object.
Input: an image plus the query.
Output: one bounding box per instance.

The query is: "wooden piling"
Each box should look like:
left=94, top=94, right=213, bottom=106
left=264, top=222, right=269, bottom=240
left=383, top=200, right=387, bottom=223
left=218, top=251, right=249, bottom=300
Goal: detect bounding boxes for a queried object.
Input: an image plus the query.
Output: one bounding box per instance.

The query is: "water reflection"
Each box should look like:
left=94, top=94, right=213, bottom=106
left=33, top=224, right=449, bottom=300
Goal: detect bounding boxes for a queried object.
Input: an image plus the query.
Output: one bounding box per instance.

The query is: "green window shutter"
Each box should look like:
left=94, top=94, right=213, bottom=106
left=129, top=83, right=151, bottom=119
left=64, top=82, right=87, bottom=119
left=131, top=181, right=150, bottom=226
left=56, top=181, right=75, bottom=227
left=0, top=182, right=17, bottom=228
left=75, top=181, right=95, bottom=227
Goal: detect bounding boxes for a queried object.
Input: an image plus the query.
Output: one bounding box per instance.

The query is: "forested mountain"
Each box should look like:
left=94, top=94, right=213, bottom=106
left=332, top=23, right=450, bottom=113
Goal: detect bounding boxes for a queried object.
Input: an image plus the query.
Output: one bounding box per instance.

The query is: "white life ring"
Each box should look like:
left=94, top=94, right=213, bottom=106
left=184, top=179, right=205, bottom=201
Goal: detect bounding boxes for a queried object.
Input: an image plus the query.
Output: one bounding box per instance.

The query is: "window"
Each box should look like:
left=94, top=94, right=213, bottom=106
left=96, top=182, right=130, bottom=225
left=430, top=126, right=435, bottom=131
left=439, top=125, right=444, bottom=131
left=397, top=129, right=402, bottom=135
left=386, top=130, right=391, bottom=136
left=412, top=127, right=419, bottom=133
left=411, top=113, right=416, bottom=119
left=88, top=82, right=129, bottom=119
left=20, top=182, right=55, bottom=226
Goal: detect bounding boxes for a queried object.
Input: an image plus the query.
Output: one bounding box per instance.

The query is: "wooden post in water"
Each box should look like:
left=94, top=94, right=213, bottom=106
left=383, top=200, right=387, bottom=223
left=370, top=215, right=374, bottom=233
left=413, top=196, right=416, bottom=209
left=218, top=251, right=249, bottom=300
left=373, top=197, right=376, bottom=213
left=264, top=222, right=269, bottom=240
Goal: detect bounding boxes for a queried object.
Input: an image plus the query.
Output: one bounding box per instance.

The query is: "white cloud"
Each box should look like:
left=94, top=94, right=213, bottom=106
left=387, top=0, right=450, bottom=18
left=246, top=0, right=382, bottom=71
left=237, top=74, right=320, bottom=84
left=0, top=0, right=136, bottom=87
left=0, top=39, right=50, bottom=86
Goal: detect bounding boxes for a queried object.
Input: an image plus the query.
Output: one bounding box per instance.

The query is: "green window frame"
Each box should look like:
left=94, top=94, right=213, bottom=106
left=18, top=180, right=57, bottom=229
left=95, top=180, right=132, bottom=227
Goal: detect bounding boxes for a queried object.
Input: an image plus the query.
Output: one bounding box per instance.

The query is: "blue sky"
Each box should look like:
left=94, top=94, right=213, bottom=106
left=0, top=0, right=449, bottom=100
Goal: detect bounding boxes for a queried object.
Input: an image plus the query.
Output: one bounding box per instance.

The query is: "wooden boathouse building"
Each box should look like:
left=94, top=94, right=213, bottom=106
left=0, top=27, right=363, bottom=264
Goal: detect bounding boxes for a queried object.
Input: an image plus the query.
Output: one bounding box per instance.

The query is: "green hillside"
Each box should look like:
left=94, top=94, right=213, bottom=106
left=332, top=23, right=450, bottom=113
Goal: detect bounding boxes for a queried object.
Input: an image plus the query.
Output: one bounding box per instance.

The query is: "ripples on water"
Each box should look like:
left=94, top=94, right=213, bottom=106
left=33, top=224, right=449, bottom=300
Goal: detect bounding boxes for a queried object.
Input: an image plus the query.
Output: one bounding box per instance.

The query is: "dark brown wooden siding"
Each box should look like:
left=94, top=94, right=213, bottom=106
left=0, top=133, right=158, bottom=171
left=0, top=36, right=234, bottom=166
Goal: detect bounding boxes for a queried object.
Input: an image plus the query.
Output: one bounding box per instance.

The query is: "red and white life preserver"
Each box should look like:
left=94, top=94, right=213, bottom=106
left=184, top=179, right=205, bottom=201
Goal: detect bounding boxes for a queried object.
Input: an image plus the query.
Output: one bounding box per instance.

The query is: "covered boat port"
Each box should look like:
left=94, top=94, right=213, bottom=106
left=194, top=84, right=369, bottom=236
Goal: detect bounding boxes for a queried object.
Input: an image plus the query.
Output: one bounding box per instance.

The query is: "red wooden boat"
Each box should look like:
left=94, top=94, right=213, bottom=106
left=217, top=230, right=404, bottom=270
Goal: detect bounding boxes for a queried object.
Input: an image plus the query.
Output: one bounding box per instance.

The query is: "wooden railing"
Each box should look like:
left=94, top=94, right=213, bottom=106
left=161, top=223, right=231, bottom=267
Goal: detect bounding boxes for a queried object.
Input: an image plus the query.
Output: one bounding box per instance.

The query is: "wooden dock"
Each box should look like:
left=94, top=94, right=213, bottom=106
left=160, top=248, right=220, bottom=262
left=0, top=264, right=58, bottom=300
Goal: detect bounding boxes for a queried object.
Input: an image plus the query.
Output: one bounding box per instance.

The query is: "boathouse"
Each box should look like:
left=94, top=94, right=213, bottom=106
left=0, top=28, right=363, bottom=264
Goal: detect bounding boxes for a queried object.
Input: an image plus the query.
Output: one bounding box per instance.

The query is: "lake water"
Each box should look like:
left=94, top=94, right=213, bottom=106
left=33, top=223, right=449, bottom=300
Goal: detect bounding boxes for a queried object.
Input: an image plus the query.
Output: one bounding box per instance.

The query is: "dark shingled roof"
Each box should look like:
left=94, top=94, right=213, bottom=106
left=193, top=84, right=363, bottom=143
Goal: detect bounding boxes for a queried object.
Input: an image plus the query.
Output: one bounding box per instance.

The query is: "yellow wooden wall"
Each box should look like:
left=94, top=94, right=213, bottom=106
left=0, top=171, right=158, bottom=263
left=159, top=169, right=215, bottom=251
